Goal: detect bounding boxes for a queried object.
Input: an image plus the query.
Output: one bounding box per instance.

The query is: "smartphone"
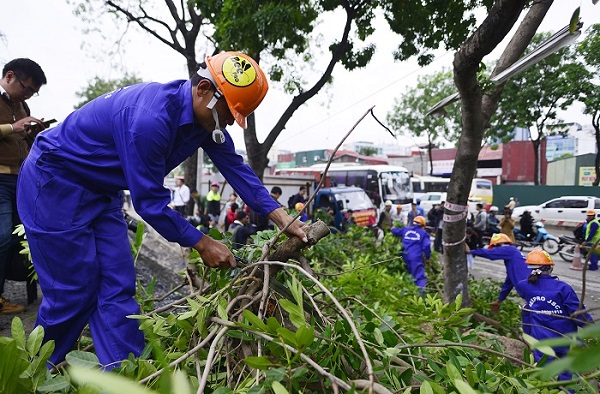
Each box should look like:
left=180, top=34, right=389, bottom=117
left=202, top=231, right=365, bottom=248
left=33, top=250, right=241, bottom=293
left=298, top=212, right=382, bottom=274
left=42, top=119, right=57, bottom=128
left=26, top=118, right=57, bottom=134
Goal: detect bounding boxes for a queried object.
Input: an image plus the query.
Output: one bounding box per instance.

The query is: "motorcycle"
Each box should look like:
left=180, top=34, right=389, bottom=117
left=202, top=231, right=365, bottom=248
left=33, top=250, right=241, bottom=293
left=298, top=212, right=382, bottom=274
left=555, top=235, right=583, bottom=262
left=513, top=222, right=560, bottom=253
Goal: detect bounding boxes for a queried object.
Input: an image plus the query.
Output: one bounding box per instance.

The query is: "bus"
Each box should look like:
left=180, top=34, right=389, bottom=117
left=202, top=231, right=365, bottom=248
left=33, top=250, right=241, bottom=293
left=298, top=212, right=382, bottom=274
left=411, top=175, right=493, bottom=204
left=411, top=175, right=450, bottom=197
left=275, top=164, right=414, bottom=210
left=323, top=164, right=413, bottom=209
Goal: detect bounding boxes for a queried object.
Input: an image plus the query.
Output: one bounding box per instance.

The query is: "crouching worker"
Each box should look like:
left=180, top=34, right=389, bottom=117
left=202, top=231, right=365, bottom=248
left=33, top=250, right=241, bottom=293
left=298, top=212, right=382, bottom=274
left=516, top=249, right=593, bottom=382
left=391, top=216, right=431, bottom=294
left=17, top=52, right=307, bottom=369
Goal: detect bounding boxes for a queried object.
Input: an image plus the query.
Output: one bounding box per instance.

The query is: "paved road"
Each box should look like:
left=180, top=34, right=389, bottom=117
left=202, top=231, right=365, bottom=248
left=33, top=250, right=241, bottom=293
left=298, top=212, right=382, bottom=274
left=471, top=225, right=600, bottom=321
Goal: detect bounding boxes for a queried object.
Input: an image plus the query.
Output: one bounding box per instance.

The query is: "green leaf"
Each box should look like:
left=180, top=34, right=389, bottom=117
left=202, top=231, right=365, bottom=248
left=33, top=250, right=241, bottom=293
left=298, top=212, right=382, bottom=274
left=569, top=7, right=580, bottom=34
left=70, top=365, right=157, bottom=393
left=446, top=362, right=462, bottom=381
left=209, top=228, right=223, bottom=240
left=244, top=356, right=276, bottom=370
left=572, top=322, right=600, bottom=339
left=65, top=350, right=100, bottom=368
left=287, top=276, right=304, bottom=315
left=26, top=325, right=44, bottom=357
left=178, top=310, right=197, bottom=320
left=243, top=310, right=268, bottom=332
left=171, top=369, right=193, bottom=394
left=217, top=303, right=228, bottom=320
left=271, top=381, right=289, bottom=394
left=265, top=367, right=286, bottom=382
left=213, top=388, right=234, bottom=394
left=36, top=375, right=71, bottom=393
left=291, top=367, right=309, bottom=379
left=276, top=327, right=298, bottom=348
left=373, top=327, right=384, bottom=346
left=279, top=299, right=301, bottom=318
left=11, top=317, right=26, bottom=349
left=453, top=380, right=477, bottom=394
left=0, top=339, right=29, bottom=394
left=420, top=380, right=434, bottom=394
left=295, top=324, right=315, bottom=348
left=266, top=317, right=282, bottom=334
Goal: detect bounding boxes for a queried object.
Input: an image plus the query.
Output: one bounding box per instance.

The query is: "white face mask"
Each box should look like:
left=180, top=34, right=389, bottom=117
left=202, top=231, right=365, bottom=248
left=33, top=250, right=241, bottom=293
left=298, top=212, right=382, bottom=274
left=206, top=90, right=225, bottom=144
left=211, top=107, right=225, bottom=144
left=198, top=67, right=226, bottom=144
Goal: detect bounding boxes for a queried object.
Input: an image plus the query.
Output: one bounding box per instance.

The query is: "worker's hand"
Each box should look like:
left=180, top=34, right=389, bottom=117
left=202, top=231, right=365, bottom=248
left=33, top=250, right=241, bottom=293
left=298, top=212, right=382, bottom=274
left=193, top=235, right=236, bottom=269
left=489, top=300, right=501, bottom=314
left=12, top=116, right=46, bottom=135
left=268, top=207, right=308, bottom=243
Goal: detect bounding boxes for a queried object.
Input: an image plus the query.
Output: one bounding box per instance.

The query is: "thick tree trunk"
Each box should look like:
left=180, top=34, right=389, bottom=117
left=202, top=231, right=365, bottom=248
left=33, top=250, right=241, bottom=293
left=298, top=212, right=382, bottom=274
left=443, top=0, right=541, bottom=304
left=244, top=113, right=269, bottom=181
left=593, top=115, right=600, bottom=186
left=532, top=139, right=541, bottom=185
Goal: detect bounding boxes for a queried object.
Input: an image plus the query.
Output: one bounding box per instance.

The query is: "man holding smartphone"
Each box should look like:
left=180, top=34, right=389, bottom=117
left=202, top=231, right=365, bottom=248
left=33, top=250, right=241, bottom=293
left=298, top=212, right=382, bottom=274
left=0, top=58, right=48, bottom=314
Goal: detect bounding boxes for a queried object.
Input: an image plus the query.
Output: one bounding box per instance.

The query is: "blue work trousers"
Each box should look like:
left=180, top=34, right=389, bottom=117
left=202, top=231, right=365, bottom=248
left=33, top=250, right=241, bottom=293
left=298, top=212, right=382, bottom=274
left=403, top=256, right=427, bottom=290
left=17, top=156, right=144, bottom=368
left=0, top=174, right=19, bottom=296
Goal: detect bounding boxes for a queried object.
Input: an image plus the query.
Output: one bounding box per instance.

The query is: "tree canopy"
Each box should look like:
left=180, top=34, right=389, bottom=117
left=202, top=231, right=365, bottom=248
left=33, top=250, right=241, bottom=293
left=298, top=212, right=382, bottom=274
left=74, top=74, right=143, bottom=109
left=69, top=0, right=496, bottom=185
left=491, top=32, right=584, bottom=184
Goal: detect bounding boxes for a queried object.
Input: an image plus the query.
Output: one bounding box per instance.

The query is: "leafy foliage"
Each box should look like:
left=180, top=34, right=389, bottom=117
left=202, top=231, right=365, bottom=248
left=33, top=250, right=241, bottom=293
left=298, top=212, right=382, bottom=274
left=1, top=223, right=598, bottom=392
left=74, top=74, right=143, bottom=109
left=386, top=69, right=462, bottom=149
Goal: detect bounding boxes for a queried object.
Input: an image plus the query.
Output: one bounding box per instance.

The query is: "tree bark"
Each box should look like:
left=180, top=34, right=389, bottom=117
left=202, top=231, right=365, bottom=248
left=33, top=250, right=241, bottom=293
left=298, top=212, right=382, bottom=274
left=442, top=0, right=555, bottom=304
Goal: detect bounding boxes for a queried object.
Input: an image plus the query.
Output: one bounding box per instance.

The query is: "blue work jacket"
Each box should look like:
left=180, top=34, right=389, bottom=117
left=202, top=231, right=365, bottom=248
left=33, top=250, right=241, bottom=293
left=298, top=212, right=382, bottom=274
left=471, top=245, right=530, bottom=301
left=32, top=80, right=278, bottom=247
left=516, top=275, right=592, bottom=351
left=391, top=225, right=431, bottom=261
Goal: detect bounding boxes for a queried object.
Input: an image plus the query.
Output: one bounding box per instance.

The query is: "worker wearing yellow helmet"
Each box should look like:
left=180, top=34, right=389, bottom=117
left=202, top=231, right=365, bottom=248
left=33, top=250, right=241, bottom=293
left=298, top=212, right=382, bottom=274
left=583, top=209, right=599, bottom=270
left=516, top=249, right=593, bottom=381
left=470, top=233, right=530, bottom=314
left=16, top=51, right=307, bottom=369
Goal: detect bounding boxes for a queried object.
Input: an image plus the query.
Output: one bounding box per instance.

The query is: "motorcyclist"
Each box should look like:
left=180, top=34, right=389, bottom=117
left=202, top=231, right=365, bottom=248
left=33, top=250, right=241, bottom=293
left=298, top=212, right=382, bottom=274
left=486, top=206, right=500, bottom=234
left=519, top=210, right=535, bottom=240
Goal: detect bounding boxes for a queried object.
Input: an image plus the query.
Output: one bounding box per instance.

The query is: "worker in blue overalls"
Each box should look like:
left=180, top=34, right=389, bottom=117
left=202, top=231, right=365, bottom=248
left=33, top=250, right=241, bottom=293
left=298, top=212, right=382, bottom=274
left=516, top=249, right=593, bottom=382
left=470, top=233, right=530, bottom=315
left=391, top=215, right=431, bottom=294
left=17, top=52, right=307, bottom=369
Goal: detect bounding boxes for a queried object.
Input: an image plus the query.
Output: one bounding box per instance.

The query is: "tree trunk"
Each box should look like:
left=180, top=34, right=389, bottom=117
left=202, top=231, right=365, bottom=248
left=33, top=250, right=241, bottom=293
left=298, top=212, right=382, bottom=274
left=532, top=138, right=541, bottom=185
left=443, top=0, right=547, bottom=304
left=244, top=113, right=269, bottom=181
left=593, top=114, right=600, bottom=186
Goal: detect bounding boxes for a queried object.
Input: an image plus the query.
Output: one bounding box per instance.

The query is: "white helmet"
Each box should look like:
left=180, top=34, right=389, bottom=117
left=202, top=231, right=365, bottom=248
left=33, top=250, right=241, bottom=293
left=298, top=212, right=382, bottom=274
left=490, top=206, right=498, bottom=212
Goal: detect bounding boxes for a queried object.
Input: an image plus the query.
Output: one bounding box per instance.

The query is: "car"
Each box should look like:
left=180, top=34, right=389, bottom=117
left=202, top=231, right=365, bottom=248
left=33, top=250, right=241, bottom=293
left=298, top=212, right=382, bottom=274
left=417, top=192, right=447, bottom=213
left=511, top=196, right=600, bottom=227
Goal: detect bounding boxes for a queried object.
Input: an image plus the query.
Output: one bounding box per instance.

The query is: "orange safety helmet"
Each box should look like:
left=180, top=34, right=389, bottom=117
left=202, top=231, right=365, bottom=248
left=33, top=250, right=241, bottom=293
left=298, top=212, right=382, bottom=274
left=413, top=216, right=426, bottom=227
left=488, top=233, right=512, bottom=248
left=295, top=202, right=305, bottom=211
left=525, top=249, right=554, bottom=266
left=205, top=52, right=269, bottom=129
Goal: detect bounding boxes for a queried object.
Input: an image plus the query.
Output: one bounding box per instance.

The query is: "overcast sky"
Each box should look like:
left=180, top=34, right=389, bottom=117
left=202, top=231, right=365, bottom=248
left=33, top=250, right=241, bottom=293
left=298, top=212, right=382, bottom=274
left=1, top=0, right=598, bottom=153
